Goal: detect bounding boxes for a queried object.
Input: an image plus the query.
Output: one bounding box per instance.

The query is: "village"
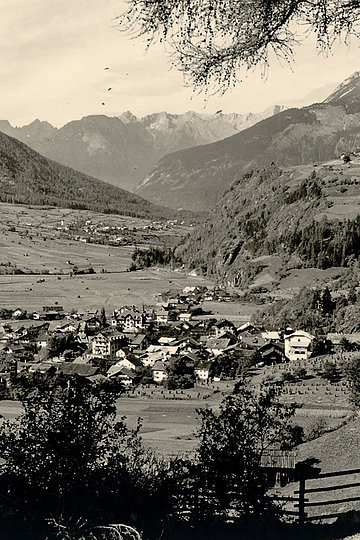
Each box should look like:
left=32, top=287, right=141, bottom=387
left=0, top=284, right=358, bottom=401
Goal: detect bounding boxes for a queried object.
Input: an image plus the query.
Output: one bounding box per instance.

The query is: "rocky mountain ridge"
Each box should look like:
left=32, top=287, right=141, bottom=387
left=136, top=73, right=360, bottom=211
left=0, top=106, right=285, bottom=193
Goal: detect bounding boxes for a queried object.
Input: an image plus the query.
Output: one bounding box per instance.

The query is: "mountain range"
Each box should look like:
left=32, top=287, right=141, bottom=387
left=0, top=130, right=185, bottom=220
left=0, top=107, right=285, bottom=193
left=136, top=73, right=360, bottom=211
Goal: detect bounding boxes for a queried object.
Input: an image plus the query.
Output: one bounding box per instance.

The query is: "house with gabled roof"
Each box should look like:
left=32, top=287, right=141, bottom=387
left=284, top=330, right=314, bottom=361
left=155, top=307, right=169, bottom=324
left=152, top=360, right=168, bottom=383
left=258, top=342, right=285, bottom=365
left=113, top=308, right=146, bottom=332
left=237, top=322, right=261, bottom=335
left=261, top=331, right=282, bottom=343
left=142, top=351, right=164, bottom=368
left=206, top=337, right=235, bottom=356
left=194, top=361, right=211, bottom=381
left=210, top=319, right=236, bottom=338
left=36, top=330, right=50, bottom=349
left=114, top=356, right=143, bottom=371
left=128, top=333, right=149, bottom=351
left=115, top=367, right=136, bottom=386
left=91, top=330, right=126, bottom=356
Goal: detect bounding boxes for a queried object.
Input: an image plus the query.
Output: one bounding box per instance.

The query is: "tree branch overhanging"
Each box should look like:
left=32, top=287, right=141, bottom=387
left=118, top=0, right=360, bottom=91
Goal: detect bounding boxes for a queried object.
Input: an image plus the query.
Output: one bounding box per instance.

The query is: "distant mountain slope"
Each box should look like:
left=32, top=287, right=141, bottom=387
left=0, top=107, right=285, bottom=192
left=324, top=71, right=360, bottom=113
left=136, top=72, right=360, bottom=211
left=0, top=130, right=182, bottom=220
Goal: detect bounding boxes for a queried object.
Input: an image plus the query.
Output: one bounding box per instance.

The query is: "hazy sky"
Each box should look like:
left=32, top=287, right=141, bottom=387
left=1, top=0, right=360, bottom=127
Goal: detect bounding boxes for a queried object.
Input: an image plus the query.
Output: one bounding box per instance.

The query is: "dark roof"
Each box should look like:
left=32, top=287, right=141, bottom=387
left=130, top=334, right=147, bottom=345
left=152, top=360, right=166, bottom=371
left=214, top=319, right=235, bottom=328
left=258, top=342, right=285, bottom=354
left=119, top=367, right=136, bottom=379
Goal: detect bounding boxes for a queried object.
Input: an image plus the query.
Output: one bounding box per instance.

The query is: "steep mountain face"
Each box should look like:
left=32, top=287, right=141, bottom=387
left=324, top=71, right=360, bottom=113
left=175, top=157, right=360, bottom=288
left=136, top=73, right=360, bottom=211
left=0, top=107, right=285, bottom=192
left=0, top=130, right=183, bottom=220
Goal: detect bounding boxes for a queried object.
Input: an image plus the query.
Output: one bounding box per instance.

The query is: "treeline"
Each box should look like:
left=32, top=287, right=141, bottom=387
left=255, top=285, right=360, bottom=334
left=130, top=247, right=182, bottom=270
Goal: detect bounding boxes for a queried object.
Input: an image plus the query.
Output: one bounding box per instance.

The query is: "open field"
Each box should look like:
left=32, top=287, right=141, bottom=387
left=0, top=269, right=212, bottom=312
left=0, top=202, right=189, bottom=274
left=200, top=300, right=262, bottom=322
left=0, top=382, right=233, bottom=457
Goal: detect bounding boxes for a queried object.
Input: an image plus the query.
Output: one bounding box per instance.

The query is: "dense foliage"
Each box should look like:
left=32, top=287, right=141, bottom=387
left=278, top=216, right=360, bottom=269
left=0, top=375, right=169, bottom=540
left=171, top=385, right=295, bottom=532
left=255, top=286, right=339, bottom=334
left=0, top=376, right=298, bottom=539
left=130, top=247, right=181, bottom=270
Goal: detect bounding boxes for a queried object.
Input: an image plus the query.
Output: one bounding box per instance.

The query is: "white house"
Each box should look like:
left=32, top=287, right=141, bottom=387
left=195, top=363, right=211, bottom=381
left=152, top=360, right=168, bottom=383
left=284, top=330, right=314, bottom=361
left=91, top=330, right=124, bottom=356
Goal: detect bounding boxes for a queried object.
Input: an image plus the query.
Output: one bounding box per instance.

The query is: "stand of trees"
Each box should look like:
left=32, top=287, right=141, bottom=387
left=280, top=216, right=360, bottom=269
left=130, top=247, right=182, bottom=271
left=0, top=375, right=298, bottom=539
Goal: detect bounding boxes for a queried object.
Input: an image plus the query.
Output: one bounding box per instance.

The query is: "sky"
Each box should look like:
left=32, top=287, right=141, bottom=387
left=1, top=0, right=360, bottom=127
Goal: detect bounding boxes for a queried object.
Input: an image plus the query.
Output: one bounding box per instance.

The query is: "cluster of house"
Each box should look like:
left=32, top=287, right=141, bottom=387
left=0, top=294, right=325, bottom=389
left=2, top=281, right=359, bottom=390
left=61, top=217, right=187, bottom=247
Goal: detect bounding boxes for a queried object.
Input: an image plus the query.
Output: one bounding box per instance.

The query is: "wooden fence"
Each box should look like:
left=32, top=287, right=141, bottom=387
left=275, top=468, right=360, bottom=523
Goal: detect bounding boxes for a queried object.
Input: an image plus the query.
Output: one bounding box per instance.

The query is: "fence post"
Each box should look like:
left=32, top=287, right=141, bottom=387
left=298, top=476, right=306, bottom=524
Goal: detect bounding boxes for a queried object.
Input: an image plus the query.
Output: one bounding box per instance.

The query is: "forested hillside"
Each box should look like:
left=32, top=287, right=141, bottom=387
left=0, top=131, right=186, bottom=220
left=175, top=158, right=360, bottom=286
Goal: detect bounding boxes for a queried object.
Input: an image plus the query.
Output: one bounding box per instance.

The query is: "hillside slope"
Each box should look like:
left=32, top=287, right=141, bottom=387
left=0, top=107, right=285, bottom=192
left=137, top=73, right=360, bottom=211
left=175, top=157, right=360, bottom=287
left=0, top=130, right=183, bottom=220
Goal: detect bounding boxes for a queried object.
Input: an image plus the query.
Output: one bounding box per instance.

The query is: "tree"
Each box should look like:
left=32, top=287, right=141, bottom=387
left=346, top=356, right=360, bottom=406
left=171, top=384, right=296, bottom=531
left=45, top=333, right=85, bottom=360
left=0, top=375, right=168, bottom=539
left=99, top=306, right=107, bottom=327
left=321, top=286, right=335, bottom=316
left=118, top=1, right=360, bottom=90
left=321, top=360, right=342, bottom=383
left=165, top=356, right=195, bottom=389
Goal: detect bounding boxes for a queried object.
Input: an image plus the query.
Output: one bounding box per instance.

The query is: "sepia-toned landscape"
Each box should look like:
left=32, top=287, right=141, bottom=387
left=2, top=2, right=360, bottom=540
